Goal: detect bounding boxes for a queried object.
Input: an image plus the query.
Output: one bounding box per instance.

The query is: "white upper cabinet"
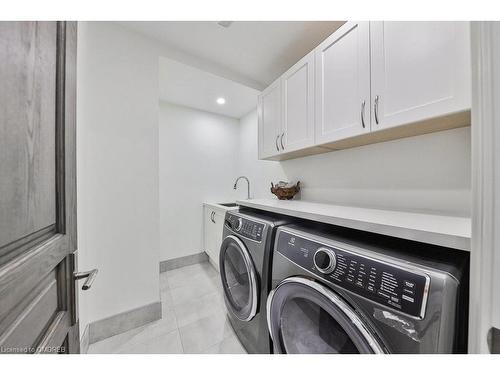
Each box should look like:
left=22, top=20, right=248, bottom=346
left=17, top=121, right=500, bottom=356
left=281, top=51, right=315, bottom=152
left=258, top=79, right=282, bottom=159
left=257, top=21, right=471, bottom=161
left=315, top=21, right=371, bottom=145
left=370, top=21, right=471, bottom=130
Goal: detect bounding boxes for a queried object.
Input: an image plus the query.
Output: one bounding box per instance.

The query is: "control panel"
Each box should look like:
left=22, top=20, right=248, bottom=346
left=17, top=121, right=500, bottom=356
left=225, top=214, right=265, bottom=242
left=277, top=230, right=430, bottom=319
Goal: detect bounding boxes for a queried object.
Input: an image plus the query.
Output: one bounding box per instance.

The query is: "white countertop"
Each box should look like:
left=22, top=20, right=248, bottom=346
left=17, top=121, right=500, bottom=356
left=236, top=199, right=471, bottom=251
left=203, top=202, right=239, bottom=211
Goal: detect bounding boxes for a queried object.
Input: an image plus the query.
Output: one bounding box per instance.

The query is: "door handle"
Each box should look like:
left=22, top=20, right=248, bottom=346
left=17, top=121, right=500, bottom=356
left=360, top=100, right=366, bottom=128
left=275, top=135, right=280, bottom=151
left=74, top=269, right=98, bottom=290
left=374, top=95, right=380, bottom=125
left=280, top=133, right=285, bottom=150
left=211, top=211, right=216, bottom=223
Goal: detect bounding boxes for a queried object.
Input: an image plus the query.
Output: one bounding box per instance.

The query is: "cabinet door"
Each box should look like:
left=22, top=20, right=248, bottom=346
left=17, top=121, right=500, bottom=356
left=203, top=207, right=215, bottom=259
left=211, top=210, right=224, bottom=272
left=370, top=21, right=471, bottom=130
left=315, top=21, right=371, bottom=145
left=258, top=79, right=282, bottom=159
left=281, top=51, right=315, bottom=152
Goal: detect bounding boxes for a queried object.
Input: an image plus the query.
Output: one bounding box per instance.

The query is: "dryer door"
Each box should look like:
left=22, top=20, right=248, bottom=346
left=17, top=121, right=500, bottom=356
left=267, top=276, right=386, bottom=354
left=219, top=235, right=259, bottom=321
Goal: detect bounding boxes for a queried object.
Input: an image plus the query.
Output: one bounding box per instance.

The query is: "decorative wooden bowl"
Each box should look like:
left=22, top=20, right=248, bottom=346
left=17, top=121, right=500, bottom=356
left=270, top=181, right=300, bottom=200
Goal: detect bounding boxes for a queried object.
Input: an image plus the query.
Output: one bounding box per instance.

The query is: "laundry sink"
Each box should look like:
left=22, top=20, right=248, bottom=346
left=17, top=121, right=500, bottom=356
left=218, top=202, right=239, bottom=207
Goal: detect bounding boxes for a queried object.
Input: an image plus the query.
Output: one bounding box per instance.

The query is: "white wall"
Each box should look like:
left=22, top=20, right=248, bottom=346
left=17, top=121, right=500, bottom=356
left=77, top=22, right=162, bottom=336
left=159, top=102, right=240, bottom=261
left=239, top=109, right=471, bottom=216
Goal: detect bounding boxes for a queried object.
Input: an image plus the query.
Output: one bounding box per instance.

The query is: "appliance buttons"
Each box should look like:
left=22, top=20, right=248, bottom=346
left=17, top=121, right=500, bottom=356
left=402, top=295, right=415, bottom=303
left=404, top=281, right=415, bottom=288
left=403, top=288, right=415, bottom=296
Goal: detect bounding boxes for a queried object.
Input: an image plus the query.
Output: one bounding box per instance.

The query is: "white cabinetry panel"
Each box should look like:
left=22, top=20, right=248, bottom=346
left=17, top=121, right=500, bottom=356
left=203, top=205, right=229, bottom=271
left=370, top=21, right=471, bottom=130
left=257, top=21, right=471, bottom=161
left=258, top=79, right=282, bottom=159
left=315, top=21, right=371, bottom=144
left=282, top=51, right=315, bottom=152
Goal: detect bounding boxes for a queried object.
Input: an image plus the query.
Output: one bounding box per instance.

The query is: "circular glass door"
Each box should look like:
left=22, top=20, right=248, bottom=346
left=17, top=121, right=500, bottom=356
left=267, top=277, right=385, bottom=354
left=219, top=235, right=258, bottom=321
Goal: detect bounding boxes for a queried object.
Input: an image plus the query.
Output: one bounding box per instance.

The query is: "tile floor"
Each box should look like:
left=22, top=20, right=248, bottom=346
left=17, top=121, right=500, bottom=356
left=88, top=261, right=247, bottom=354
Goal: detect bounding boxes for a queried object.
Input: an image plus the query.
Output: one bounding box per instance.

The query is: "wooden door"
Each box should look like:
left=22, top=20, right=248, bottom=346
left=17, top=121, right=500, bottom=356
left=258, top=79, right=282, bottom=159
left=0, top=22, right=78, bottom=354
left=314, top=21, right=371, bottom=145
left=281, top=51, right=315, bottom=153
left=370, top=21, right=471, bottom=130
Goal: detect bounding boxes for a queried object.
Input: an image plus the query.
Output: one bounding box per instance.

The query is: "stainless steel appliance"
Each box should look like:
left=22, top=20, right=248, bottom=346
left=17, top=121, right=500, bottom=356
left=267, top=224, right=469, bottom=354
left=219, top=209, right=289, bottom=353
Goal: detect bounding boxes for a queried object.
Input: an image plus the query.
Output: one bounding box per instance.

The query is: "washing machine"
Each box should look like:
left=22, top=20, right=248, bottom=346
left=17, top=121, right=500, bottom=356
left=219, top=209, right=289, bottom=354
left=267, top=224, right=469, bottom=354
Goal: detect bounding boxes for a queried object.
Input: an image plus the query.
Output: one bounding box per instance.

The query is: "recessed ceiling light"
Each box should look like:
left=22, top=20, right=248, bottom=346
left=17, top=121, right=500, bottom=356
left=216, top=97, right=226, bottom=105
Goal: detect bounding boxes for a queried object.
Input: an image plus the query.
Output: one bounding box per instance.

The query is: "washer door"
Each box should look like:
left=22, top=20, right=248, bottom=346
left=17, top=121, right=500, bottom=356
left=219, top=235, right=259, bottom=321
left=267, top=277, right=385, bottom=354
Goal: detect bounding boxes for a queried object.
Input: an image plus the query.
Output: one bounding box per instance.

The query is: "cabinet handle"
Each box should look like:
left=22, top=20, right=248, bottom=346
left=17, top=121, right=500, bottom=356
left=211, top=211, right=216, bottom=223
left=280, top=133, right=285, bottom=150
left=360, top=100, right=366, bottom=128
left=275, top=135, right=280, bottom=151
left=374, top=95, right=380, bottom=125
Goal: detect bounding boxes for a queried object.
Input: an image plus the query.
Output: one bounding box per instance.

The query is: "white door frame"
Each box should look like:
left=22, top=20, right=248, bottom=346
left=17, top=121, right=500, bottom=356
left=469, top=21, right=500, bottom=354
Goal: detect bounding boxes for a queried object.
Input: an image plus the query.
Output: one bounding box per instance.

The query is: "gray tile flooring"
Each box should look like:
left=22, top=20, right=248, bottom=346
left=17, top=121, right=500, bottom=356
left=88, top=261, right=247, bottom=354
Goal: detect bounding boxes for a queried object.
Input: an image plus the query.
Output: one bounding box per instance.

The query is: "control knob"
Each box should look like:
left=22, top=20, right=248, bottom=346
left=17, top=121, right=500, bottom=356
left=234, top=218, right=243, bottom=231
left=313, top=247, right=337, bottom=274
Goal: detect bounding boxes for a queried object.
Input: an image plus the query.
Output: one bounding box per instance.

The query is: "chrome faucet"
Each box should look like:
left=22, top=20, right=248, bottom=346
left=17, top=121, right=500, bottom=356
left=234, top=176, right=251, bottom=200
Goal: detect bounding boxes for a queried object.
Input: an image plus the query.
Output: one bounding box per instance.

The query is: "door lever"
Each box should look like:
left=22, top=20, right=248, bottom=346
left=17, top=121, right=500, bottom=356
left=74, top=269, right=98, bottom=290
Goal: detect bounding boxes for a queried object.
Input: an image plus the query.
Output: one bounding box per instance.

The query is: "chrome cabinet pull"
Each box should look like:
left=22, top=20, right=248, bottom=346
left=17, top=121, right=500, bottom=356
left=74, top=269, right=98, bottom=290
left=360, top=100, right=366, bottom=128
left=374, top=95, right=380, bottom=125
left=275, top=135, right=280, bottom=151
left=280, top=133, right=285, bottom=150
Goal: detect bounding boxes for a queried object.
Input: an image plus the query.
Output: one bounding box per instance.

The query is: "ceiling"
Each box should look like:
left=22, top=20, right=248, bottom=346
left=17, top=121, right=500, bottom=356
left=118, top=21, right=344, bottom=90
left=159, top=57, right=260, bottom=119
